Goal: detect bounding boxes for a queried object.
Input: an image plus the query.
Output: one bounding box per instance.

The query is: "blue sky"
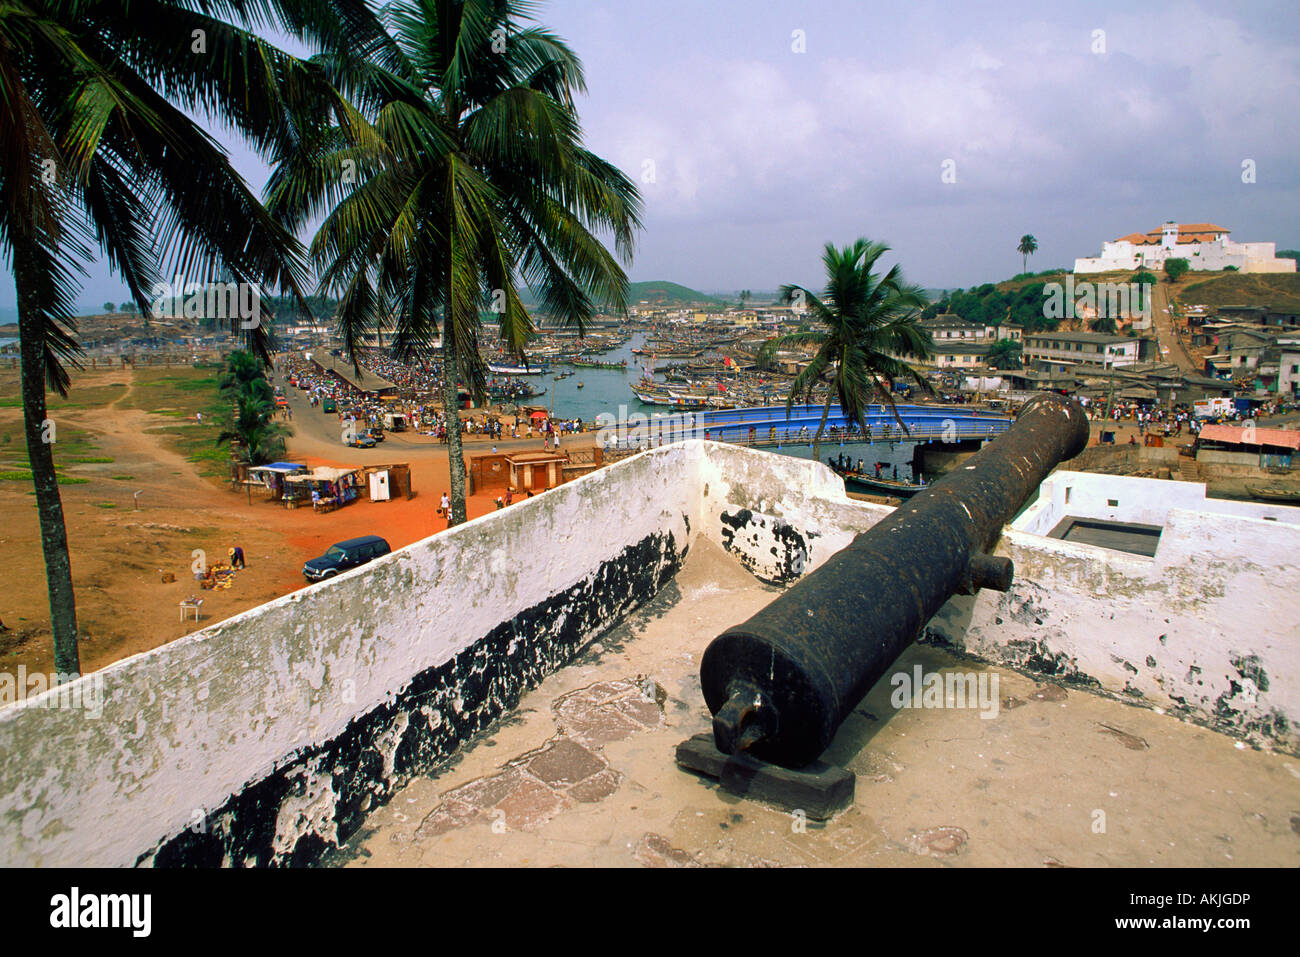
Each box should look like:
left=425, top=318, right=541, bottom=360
left=3, top=0, right=1297, bottom=315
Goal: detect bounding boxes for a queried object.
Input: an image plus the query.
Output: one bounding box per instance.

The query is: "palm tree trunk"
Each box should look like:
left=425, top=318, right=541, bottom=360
left=14, top=235, right=81, bottom=677
left=441, top=347, right=469, bottom=525
left=812, top=388, right=834, bottom=465
left=441, top=180, right=471, bottom=526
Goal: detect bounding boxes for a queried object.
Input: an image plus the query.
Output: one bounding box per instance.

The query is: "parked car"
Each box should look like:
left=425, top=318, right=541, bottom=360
left=366, top=427, right=386, bottom=442
left=302, top=535, right=392, bottom=581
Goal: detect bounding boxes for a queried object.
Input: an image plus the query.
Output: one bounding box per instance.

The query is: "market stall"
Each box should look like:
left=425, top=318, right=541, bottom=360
left=284, top=466, right=364, bottom=512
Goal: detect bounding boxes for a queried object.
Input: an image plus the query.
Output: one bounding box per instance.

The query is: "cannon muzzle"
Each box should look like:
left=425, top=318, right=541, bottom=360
left=700, top=393, right=1090, bottom=768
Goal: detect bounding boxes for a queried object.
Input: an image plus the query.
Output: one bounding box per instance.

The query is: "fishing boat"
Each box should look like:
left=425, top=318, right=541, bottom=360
left=630, top=383, right=709, bottom=409
left=488, top=361, right=548, bottom=374
left=1246, top=484, right=1300, bottom=503
left=827, top=458, right=926, bottom=498
left=571, top=358, right=628, bottom=370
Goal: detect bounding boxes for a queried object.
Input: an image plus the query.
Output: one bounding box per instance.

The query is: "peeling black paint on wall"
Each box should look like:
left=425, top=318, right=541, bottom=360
left=718, top=508, right=815, bottom=585
left=139, top=530, right=684, bottom=868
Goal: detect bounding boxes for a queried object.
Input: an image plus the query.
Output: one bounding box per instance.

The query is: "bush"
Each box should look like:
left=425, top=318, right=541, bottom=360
left=1165, top=258, right=1190, bottom=282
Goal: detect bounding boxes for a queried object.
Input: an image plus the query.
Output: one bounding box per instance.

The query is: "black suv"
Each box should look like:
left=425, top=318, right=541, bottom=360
left=302, top=535, right=391, bottom=581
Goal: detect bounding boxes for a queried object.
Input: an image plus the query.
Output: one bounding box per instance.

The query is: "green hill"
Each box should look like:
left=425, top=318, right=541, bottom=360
left=624, top=280, right=724, bottom=306
left=924, top=270, right=1074, bottom=333
left=521, top=279, right=723, bottom=311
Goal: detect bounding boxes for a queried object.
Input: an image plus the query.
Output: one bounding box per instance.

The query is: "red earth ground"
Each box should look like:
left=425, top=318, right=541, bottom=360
left=0, top=363, right=593, bottom=678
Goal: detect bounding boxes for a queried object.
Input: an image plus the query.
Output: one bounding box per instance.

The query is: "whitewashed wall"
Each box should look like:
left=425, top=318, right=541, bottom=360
left=2, top=445, right=1297, bottom=867
left=936, top=474, right=1300, bottom=752
left=0, top=445, right=698, bottom=867
left=1015, top=470, right=1300, bottom=535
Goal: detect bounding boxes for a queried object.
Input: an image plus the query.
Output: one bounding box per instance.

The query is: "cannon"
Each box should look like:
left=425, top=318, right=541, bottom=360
left=699, top=393, right=1090, bottom=769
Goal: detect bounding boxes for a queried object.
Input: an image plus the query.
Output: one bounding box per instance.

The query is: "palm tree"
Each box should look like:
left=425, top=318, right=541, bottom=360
left=219, top=350, right=273, bottom=403
left=2, top=0, right=379, bottom=675
left=758, top=239, right=935, bottom=464
left=1017, top=234, right=1038, bottom=274
left=267, top=0, right=643, bottom=526
left=217, top=394, right=290, bottom=466
left=987, top=337, right=1022, bottom=370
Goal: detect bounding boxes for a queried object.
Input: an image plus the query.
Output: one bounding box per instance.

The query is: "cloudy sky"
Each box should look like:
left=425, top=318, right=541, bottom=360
left=4, top=0, right=1297, bottom=314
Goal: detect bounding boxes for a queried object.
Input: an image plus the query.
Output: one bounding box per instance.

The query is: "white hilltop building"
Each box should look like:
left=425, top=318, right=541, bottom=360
left=1074, top=221, right=1296, bottom=274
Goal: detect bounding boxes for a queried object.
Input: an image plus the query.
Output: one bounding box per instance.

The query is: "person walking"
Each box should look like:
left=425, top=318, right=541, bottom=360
left=440, top=491, right=450, bottom=517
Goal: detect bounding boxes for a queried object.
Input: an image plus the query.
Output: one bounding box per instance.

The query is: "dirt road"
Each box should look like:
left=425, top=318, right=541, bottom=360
left=1149, top=281, right=1196, bottom=373
left=1, top=365, right=592, bottom=679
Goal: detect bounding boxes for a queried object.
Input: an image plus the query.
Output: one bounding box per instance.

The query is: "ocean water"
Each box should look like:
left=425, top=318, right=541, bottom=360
left=510, top=331, right=664, bottom=422
left=513, top=331, right=934, bottom=477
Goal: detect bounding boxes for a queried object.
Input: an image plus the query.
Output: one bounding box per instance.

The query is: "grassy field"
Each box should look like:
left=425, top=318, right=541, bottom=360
left=1176, top=272, right=1300, bottom=311
left=116, top=365, right=236, bottom=479
left=0, top=417, right=105, bottom=476
left=0, top=362, right=236, bottom=482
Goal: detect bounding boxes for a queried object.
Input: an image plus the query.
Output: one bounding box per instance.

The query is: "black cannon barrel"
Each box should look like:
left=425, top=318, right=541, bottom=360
left=700, top=393, right=1090, bottom=768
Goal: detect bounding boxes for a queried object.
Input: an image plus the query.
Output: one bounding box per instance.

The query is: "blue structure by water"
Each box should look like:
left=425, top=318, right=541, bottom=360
left=660, top=403, right=1011, bottom=443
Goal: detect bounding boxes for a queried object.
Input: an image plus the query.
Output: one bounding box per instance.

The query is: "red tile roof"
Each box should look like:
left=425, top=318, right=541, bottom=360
left=1113, top=223, right=1231, bottom=245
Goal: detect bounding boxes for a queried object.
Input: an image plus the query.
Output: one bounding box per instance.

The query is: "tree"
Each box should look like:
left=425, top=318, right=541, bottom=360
left=1017, top=234, right=1038, bottom=274
left=2, top=0, right=375, bottom=676
left=987, top=338, right=1022, bottom=370
left=1165, top=258, right=1190, bottom=283
left=102, top=302, right=115, bottom=314
left=1131, top=269, right=1157, bottom=313
left=217, top=394, right=289, bottom=465
left=1090, top=315, right=1118, bottom=334
left=737, top=289, right=751, bottom=309
left=118, top=302, right=134, bottom=315
left=757, top=239, right=935, bottom=464
left=267, top=0, right=643, bottom=526
left=219, top=349, right=274, bottom=405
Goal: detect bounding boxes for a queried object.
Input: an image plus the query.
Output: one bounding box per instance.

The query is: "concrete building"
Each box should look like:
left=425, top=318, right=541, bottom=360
left=1211, top=305, right=1300, bottom=331
left=931, top=340, right=990, bottom=368
left=1278, top=337, right=1300, bottom=396
left=1023, top=332, right=1144, bottom=369
left=1075, top=222, right=1296, bottom=274
left=920, top=314, right=1022, bottom=344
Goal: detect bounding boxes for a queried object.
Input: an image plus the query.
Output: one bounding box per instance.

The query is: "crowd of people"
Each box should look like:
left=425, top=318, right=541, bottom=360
left=274, top=351, right=590, bottom=448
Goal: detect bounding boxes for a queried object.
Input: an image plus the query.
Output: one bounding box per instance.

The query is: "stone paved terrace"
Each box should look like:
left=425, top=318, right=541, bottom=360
left=329, top=537, right=1300, bottom=868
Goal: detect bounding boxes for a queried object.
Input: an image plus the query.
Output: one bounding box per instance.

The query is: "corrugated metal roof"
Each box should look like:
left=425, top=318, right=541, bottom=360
left=1199, top=425, right=1300, bottom=450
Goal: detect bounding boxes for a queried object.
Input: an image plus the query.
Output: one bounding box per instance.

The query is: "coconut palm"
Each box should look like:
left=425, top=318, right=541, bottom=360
left=217, top=394, right=290, bottom=465
left=1018, top=234, right=1038, bottom=274
left=219, top=349, right=274, bottom=403
left=758, top=239, right=935, bottom=464
left=266, top=0, right=643, bottom=526
left=2, top=0, right=381, bottom=675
